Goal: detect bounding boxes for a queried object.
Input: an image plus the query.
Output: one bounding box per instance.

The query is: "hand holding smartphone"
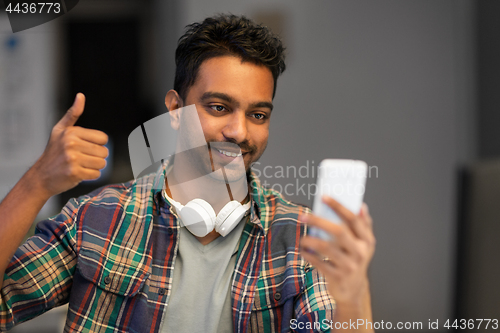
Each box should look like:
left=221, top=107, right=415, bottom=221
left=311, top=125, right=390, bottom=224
left=309, top=159, right=368, bottom=240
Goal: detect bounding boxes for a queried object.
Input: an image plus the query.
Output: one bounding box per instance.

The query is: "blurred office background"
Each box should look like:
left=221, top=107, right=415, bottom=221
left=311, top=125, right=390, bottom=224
left=1, top=0, right=499, bottom=332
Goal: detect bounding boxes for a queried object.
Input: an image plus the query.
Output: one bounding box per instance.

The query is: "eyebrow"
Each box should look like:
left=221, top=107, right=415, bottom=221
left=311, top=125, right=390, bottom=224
left=200, top=92, right=274, bottom=111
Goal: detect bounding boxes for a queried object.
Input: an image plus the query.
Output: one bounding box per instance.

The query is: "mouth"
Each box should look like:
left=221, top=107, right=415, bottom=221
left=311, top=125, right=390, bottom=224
left=207, top=142, right=254, bottom=170
left=215, top=148, right=243, bottom=158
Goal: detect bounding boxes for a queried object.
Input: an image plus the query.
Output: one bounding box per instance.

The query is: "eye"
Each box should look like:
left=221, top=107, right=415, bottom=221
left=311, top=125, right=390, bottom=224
left=210, top=105, right=227, bottom=112
left=252, top=113, right=267, bottom=120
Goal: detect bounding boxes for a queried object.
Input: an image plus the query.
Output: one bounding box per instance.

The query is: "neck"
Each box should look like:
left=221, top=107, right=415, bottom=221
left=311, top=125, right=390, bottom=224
left=165, top=156, right=249, bottom=214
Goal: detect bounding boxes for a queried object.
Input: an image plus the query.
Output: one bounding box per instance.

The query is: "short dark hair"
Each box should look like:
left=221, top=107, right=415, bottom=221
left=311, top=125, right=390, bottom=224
left=174, top=14, right=286, bottom=100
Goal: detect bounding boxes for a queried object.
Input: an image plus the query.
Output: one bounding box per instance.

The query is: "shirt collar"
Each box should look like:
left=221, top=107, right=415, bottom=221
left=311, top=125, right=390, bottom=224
left=247, top=170, right=264, bottom=224
left=151, top=159, right=170, bottom=212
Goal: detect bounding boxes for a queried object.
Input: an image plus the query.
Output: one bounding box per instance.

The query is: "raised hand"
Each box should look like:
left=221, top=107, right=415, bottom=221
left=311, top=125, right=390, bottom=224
left=0, top=93, right=109, bottom=288
left=300, top=197, right=375, bottom=332
left=31, top=93, right=109, bottom=198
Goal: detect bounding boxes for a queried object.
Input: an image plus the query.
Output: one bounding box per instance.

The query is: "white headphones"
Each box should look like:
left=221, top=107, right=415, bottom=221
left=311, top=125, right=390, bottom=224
left=163, top=190, right=251, bottom=237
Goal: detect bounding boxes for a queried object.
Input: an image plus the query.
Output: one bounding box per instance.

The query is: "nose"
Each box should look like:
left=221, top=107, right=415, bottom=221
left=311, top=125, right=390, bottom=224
left=222, top=111, right=248, bottom=144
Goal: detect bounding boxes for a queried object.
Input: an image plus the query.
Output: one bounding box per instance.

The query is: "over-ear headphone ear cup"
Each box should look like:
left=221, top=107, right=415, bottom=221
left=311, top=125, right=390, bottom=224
left=181, top=199, right=216, bottom=237
left=215, top=201, right=246, bottom=237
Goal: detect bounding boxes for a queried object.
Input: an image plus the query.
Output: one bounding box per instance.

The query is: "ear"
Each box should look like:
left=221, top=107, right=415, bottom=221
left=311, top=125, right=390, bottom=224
left=165, top=90, right=183, bottom=130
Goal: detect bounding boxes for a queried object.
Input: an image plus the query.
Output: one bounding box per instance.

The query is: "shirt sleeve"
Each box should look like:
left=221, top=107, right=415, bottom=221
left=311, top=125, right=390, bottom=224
left=292, top=262, right=336, bottom=332
left=0, top=197, right=82, bottom=331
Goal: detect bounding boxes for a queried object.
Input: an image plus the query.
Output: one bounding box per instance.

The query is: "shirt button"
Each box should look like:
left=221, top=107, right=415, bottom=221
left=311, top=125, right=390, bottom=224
left=274, top=292, right=281, bottom=301
left=167, top=228, right=174, bottom=235
left=104, top=276, right=111, bottom=285
left=159, top=288, right=166, bottom=295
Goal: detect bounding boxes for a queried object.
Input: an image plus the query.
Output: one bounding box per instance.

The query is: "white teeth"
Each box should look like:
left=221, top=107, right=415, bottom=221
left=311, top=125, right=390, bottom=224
left=217, top=149, right=242, bottom=157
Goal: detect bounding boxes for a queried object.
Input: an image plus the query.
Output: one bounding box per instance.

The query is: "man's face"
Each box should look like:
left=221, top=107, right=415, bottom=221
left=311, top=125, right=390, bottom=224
left=174, top=56, right=274, bottom=181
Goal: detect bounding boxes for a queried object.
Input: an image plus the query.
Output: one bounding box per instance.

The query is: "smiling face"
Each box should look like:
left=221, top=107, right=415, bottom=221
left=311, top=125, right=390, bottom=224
left=166, top=55, right=274, bottom=182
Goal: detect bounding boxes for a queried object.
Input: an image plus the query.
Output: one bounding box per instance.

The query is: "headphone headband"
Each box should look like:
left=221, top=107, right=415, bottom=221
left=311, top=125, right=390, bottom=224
left=162, top=189, right=250, bottom=237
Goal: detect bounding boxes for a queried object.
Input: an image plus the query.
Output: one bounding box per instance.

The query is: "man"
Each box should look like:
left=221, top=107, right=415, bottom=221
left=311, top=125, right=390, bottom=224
left=0, top=15, right=375, bottom=332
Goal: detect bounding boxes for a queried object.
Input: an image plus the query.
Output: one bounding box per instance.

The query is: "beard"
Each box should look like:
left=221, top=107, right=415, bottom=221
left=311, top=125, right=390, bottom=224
left=167, top=142, right=258, bottom=205
left=207, top=141, right=247, bottom=183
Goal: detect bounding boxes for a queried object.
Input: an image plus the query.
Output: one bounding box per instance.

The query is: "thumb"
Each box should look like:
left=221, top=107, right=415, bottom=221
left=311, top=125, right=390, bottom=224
left=56, top=93, right=86, bottom=129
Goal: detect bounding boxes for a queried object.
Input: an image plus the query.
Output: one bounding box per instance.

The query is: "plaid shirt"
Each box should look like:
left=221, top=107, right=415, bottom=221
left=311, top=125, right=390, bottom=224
left=1, top=163, right=335, bottom=333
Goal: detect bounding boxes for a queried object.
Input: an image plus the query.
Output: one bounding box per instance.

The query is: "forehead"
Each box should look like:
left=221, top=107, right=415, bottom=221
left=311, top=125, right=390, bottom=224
left=187, top=56, right=274, bottom=103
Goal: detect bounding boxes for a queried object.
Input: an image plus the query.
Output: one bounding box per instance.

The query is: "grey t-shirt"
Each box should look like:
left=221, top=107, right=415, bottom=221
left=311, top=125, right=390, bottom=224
left=160, top=216, right=246, bottom=333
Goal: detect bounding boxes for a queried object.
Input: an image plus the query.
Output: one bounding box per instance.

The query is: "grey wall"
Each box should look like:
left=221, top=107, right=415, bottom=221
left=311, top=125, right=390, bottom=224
left=155, top=0, right=476, bottom=328
left=0, top=16, right=59, bottom=217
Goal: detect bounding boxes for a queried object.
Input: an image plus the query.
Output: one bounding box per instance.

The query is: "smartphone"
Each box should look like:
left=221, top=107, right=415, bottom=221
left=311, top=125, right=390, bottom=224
left=309, top=159, right=368, bottom=240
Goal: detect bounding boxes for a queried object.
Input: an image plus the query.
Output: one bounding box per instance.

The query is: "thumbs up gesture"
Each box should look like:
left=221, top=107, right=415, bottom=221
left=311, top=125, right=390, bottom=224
left=31, top=93, right=109, bottom=197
